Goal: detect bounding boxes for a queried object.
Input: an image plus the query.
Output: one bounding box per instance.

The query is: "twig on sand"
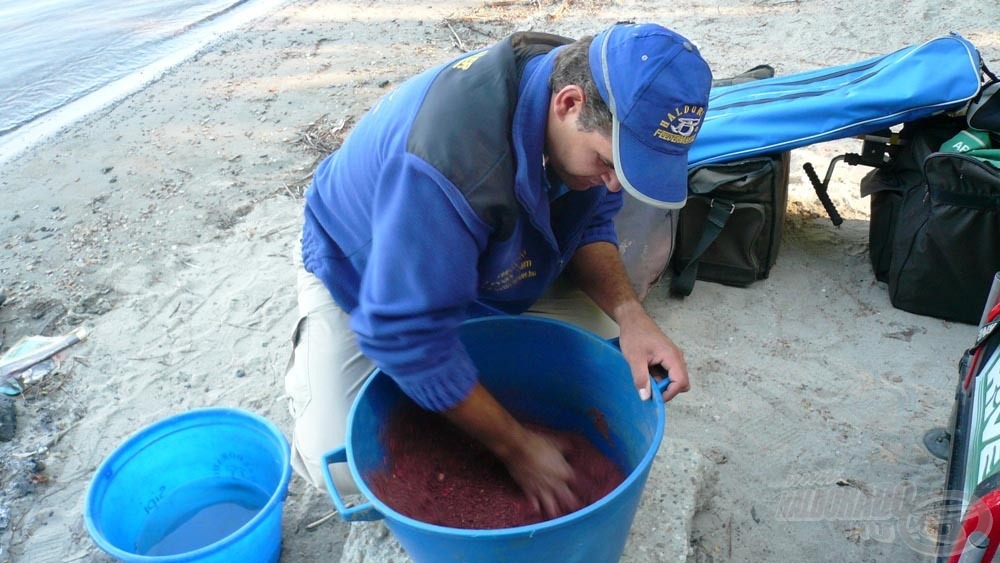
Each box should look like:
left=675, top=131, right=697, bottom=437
left=260, top=223, right=297, bottom=241
left=836, top=478, right=873, bottom=496
left=12, top=420, right=81, bottom=459
left=446, top=21, right=467, bottom=52
left=251, top=295, right=272, bottom=315
left=223, top=321, right=264, bottom=332
left=550, top=0, right=573, bottom=19
left=306, top=509, right=338, bottom=529
left=282, top=182, right=300, bottom=200
left=294, top=115, right=354, bottom=157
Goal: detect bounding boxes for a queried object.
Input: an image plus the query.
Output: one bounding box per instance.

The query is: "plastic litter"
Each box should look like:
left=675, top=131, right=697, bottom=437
left=0, top=327, right=88, bottom=396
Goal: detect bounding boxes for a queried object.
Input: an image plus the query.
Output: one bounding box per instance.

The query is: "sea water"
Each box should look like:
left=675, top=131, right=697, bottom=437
left=0, top=0, right=244, bottom=136
left=0, top=0, right=284, bottom=164
left=134, top=477, right=269, bottom=556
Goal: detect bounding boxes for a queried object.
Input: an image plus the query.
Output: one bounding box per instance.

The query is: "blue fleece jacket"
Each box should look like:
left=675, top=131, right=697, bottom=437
left=301, top=33, right=622, bottom=412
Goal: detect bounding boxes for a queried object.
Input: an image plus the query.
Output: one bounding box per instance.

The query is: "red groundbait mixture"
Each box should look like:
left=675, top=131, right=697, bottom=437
left=367, top=405, right=625, bottom=529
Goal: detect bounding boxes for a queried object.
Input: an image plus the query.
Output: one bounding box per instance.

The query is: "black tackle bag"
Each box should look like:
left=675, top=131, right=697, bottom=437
left=670, top=152, right=791, bottom=296
left=862, top=115, right=1000, bottom=324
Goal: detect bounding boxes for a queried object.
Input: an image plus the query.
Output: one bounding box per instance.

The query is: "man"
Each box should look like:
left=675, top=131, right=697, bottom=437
left=285, top=22, right=712, bottom=518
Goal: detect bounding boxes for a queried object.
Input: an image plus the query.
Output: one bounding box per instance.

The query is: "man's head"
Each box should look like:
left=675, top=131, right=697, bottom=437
left=547, top=37, right=620, bottom=193
left=550, top=37, right=613, bottom=137
left=546, top=23, right=713, bottom=208
left=590, top=23, right=713, bottom=208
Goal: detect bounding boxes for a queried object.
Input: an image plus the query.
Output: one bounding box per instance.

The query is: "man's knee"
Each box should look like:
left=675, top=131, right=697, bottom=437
left=290, top=433, right=359, bottom=495
left=527, top=279, right=619, bottom=339
left=283, top=296, right=371, bottom=495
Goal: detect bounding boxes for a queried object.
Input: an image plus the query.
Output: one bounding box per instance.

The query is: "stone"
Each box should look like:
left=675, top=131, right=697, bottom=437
left=0, top=396, right=16, bottom=442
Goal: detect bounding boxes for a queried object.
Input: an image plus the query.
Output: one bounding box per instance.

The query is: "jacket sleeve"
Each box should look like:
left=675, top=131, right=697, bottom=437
left=578, top=188, right=623, bottom=247
left=349, top=154, right=491, bottom=412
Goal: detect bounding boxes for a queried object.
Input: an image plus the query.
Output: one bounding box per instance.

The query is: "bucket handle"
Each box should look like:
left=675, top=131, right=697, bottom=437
left=654, top=374, right=672, bottom=395
left=607, top=338, right=673, bottom=397
left=322, top=446, right=384, bottom=522
left=651, top=364, right=672, bottom=396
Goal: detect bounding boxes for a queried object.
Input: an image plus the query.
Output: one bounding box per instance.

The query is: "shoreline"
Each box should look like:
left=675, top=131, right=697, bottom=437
left=0, top=0, right=997, bottom=561
left=0, top=0, right=290, bottom=167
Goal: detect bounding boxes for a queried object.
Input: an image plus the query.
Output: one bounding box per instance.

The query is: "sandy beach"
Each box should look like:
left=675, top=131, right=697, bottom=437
left=1, top=0, right=998, bottom=561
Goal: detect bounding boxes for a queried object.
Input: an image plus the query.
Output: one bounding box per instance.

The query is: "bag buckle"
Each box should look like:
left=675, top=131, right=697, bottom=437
left=710, top=199, right=736, bottom=215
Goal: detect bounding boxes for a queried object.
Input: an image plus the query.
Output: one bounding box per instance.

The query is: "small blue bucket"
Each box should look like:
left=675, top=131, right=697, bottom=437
left=85, top=408, right=292, bottom=562
left=323, top=316, right=668, bottom=563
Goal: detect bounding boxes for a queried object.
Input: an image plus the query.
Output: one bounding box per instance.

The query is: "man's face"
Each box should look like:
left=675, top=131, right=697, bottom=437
left=545, top=86, right=622, bottom=193
left=547, top=122, right=621, bottom=193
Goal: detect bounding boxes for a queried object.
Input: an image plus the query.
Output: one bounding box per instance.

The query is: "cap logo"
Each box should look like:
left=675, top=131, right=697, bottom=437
left=654, top=105, right=705, bottom=144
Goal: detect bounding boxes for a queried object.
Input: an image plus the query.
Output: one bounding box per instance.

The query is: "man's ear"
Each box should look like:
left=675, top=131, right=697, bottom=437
left=551, top=85, right=586, bottom=121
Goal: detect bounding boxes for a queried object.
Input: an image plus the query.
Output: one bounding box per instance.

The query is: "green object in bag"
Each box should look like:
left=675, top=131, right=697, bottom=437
left=941, top=128, right=1000, bottom=169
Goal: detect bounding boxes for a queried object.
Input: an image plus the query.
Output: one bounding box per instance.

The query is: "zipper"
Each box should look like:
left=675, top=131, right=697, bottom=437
left=923, top=152, right=1000, bottom=207
left=711, top=71, right=884, bottom=112
left=711, top=58, right=885, bottom=102
left=708, top=35, right=974, bottom=112
left=689, top=159, right=773, bottom=196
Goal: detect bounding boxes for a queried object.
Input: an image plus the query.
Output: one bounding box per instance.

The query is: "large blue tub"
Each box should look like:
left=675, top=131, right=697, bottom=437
left=324, top=316, right=668, bottom=562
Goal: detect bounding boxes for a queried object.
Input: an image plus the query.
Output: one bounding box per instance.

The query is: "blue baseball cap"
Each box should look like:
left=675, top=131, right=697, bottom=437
left=590, top=23, right=712, bottom=209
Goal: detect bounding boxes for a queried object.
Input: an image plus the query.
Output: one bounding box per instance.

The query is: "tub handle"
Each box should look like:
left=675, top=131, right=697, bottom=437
left=322, top=446, right=383, bottom=522
left=651, top=364, right=672, bottom=396
left=607, top=338, right=672, bottom=396
left=654, top=374, right=672, bottom=395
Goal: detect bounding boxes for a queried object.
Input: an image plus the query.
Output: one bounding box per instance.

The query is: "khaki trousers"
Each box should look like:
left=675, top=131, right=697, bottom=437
left=284, top=265, right=618, bottom=494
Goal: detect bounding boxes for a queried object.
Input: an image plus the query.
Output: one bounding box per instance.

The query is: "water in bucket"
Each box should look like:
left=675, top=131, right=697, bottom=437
left=134, top=477, right=269, bottom=556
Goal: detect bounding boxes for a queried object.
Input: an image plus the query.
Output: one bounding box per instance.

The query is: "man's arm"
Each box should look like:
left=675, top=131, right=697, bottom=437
left=565, top=241, right=690, bottom=401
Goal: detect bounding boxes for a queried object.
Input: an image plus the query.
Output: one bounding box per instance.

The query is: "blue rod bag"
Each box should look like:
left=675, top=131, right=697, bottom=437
left=690, top=33, right=984, bottom=167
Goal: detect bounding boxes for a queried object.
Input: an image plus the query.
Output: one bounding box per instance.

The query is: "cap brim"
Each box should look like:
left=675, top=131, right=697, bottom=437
left=612, top=118, right=689, bottom=209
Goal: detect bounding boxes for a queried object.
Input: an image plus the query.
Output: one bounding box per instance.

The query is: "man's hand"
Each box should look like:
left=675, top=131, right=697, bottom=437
left=616, top=301, right=690, bottom=402
left=502, top=430, right=581, bottom=518
left=442, top=383, right=581, bottom=519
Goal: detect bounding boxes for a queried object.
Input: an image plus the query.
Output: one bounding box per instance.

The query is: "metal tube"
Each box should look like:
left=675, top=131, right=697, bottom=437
left=956, top=531, right=989, bottom=563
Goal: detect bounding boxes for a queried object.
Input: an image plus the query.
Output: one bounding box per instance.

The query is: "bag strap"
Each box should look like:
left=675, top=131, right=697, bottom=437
left=670, top=199, right=735, bottom=296
left=982, top=60, right=998, bottom=84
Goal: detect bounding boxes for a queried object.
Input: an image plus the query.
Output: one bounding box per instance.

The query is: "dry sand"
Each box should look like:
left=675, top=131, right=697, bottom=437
left=0, top=0, right=998, bottom=561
